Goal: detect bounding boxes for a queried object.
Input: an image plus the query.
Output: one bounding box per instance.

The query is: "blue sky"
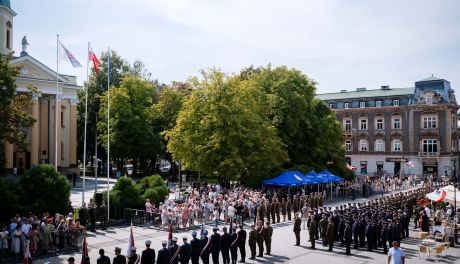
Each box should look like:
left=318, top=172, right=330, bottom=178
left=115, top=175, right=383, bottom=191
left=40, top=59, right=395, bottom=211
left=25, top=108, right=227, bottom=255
left=9, top=0, right=460, bottom=93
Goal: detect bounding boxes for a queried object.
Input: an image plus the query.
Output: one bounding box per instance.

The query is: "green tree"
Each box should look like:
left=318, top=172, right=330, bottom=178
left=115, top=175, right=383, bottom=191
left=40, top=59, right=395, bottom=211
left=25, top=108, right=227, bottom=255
left=150, top=85, right=190, bottom=168
left=102, top=176, right=142, bottom=219
left=98, top=76, right=161, bottom=175
left=0, top=54, right=37, bottom=170
left=19, top=164, right=71, bottom=214
left=0, top=179, right=25, bottom=223
left=137, top=174, right=168, bottom=206
left=165, top=69, right=287, bottom=186
left=77, top=50, right=131, bottom=165
left=246, top=66, right=348, bottom=178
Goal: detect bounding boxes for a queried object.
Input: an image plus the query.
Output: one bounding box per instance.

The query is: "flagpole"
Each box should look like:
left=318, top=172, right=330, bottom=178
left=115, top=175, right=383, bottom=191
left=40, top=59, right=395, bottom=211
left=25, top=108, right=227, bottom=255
left=82, top=42, right=89, bottom=205
left=55, top=34, right=59, bottom=170
left=107, top=47, right=111, bottom=220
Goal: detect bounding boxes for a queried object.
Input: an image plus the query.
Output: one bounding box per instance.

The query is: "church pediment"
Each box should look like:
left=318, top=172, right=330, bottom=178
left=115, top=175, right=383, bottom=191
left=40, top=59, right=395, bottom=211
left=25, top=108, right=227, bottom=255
left=10, top=55, right=68, bottom=83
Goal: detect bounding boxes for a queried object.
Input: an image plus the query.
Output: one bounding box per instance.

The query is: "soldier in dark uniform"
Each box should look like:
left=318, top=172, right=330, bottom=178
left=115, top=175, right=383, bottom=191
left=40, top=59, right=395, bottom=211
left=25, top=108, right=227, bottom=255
left=113, top=247, right=126, bottom=264
left=326, top=218, right=335, bottom=251
left=281, top=198, right=287, bottom=222
left=365, top=219, right=374, bottom=252
left=381, top=221, right=389, bottom=254
left=319, top=215, right=328, bottom=246
left=263, top=222, right=273, bottom=255
left=220, top=227, right=230, bottom=264
left=358, top=217, right=366, bottom=248
left=248, top=225, right=257, bottom=260
left=271, top=200, right=276, bottom=224
left=97, top=249, right=111, bottom=264
left=128, top=247, right=141, bottom=264
left=338, top=216, right=345, bottom=246
left=314, top=209, right=321, bottom=239
left=256, top=221, right=264, bottom=257
left=293, top=195, right=300, bottom=214
left=275, top=199, right=281, bottom=223
left=265, top=201, right=271, bottom=225
left=179, top=237, right=192, bottom=264
left=80, top=203, right=89, bottom=229
left=157, top=241, right=170, bottom=264
left=88, top=198, right=97, bottom=232
left=344, top=220, right=352, bottom=255
left=141, top=240, right=156, bottom=264
left=99, top=201, right=107, bottom=231
left=230, top=227, right=238, bottom=264
left=200, top=230, right=211, bottom=264
left=352, top=217, right=359, bottom=249
left=293, top=213, right=301, bottom=246
left=308, top=215, right=316, bottom=249
left=286, top=197, right=292, bottom=221
left=190, top=231, right=201, bottom=264
left=237, top=225, right=246, bottom=263
left=210, top=227, right=221, bottom=264
left=258, top=202, right=266, bottom=223
left=170, top=237, right=180, bottom=264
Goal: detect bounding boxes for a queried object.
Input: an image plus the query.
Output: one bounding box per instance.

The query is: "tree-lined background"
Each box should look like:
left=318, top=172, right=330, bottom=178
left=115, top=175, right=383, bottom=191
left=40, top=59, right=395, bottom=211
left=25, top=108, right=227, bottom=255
left=77, top=50, right=352, bottom=185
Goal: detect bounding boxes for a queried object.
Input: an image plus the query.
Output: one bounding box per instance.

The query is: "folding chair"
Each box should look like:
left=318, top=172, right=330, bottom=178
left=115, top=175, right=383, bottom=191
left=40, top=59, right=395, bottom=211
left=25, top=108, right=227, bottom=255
left=418, top=244, right=430, bottom=259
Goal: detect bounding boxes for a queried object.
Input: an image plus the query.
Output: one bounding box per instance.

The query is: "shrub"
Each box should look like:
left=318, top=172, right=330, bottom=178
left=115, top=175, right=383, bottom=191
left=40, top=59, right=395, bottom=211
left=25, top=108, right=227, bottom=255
left=19, top=164, right=71, bottom=215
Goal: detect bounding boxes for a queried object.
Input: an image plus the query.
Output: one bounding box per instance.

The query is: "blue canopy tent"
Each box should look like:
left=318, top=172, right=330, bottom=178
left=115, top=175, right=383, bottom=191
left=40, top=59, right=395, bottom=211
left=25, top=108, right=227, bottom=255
left=319, top=169, right=344, bottom=182
left=319, top=169, right=344, bottom=199
left=304, top=170, right=329, bottom=193
left=262, top=171, right=310, bottom=187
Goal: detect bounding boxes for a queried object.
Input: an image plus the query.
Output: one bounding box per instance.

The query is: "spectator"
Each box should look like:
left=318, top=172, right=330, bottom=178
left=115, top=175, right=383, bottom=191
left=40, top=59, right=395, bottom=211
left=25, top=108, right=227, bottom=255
left=387, top=241, right=405, bottom=264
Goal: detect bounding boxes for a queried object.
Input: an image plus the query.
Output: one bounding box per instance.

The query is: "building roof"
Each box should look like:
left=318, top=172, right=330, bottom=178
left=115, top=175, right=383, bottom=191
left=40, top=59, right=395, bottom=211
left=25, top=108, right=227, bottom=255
left=0, top=0, right=10, bottom=8
left=416, top=75, right=446, bottom=83
left=317, top=87, right=414, bottom=101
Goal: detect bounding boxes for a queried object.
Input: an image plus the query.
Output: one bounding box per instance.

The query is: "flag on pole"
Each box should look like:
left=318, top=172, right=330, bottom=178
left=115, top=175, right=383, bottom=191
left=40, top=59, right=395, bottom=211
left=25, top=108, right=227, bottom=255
left=88, top=43, right=100, bottom=76
left=59, top=41, right=82, bottom=67
left=80, top=234, right=88, bottom=264
left=127, top=225, right=135, bottom=257
left=167, top=223, right=173, bottom=248
left=23, top=245, right=32, bottom=264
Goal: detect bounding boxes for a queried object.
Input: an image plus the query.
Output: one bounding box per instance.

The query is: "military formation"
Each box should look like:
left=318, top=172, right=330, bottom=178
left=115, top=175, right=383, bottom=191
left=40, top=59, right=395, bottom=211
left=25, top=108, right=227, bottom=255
left=290, top=186, right=437, bottom=255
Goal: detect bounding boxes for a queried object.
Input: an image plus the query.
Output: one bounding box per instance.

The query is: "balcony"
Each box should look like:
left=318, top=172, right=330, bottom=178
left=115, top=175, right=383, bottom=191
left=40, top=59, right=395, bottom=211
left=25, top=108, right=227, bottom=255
left=343, top=130, right=353, bottom=136
left=374, top=130, right=385, bottom=137
left=418, top=152, right=440, bottom=162
left=391, top=129, right=403, bottom=137
left=420, top=129, right=439, bottom=137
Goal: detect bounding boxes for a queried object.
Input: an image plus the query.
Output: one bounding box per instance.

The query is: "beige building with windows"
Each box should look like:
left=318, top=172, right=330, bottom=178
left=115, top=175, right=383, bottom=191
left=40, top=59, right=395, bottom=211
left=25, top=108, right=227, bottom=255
left=1, top=1, right=81, bottom=173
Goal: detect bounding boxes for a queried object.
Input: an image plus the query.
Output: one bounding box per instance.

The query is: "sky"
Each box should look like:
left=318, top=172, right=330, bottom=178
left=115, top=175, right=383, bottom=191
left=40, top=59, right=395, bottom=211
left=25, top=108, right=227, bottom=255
left=9, top=0, right=460, bottom=93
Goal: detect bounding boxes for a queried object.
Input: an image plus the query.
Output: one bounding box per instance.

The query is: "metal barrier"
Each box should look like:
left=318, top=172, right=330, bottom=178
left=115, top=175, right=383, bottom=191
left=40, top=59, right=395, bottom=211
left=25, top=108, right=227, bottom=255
left=124, top=208, right=145, bottom=226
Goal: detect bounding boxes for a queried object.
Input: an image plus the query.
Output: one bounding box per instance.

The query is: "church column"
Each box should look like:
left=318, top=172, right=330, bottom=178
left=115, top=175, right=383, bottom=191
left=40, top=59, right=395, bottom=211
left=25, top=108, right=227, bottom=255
left=30, top=93, right=40, bottom=165
left=69, top=99, right=78, bottom=167
left=4, top=140, right=13, bottom=170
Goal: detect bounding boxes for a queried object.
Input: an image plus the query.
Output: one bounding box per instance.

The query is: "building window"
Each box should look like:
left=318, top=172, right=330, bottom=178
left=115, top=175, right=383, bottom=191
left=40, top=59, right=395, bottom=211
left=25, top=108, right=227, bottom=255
left=6, top=30, right=11, bottom=49
left=344, top=119, right=352, bottom=131
left=344, top=102, right=350, bottom=109
left=376, top=118, right=384, bottom=130
left=423, top=116, right=437, bottom=129
left=61, top=111, right=65, bottom=128
left=359, top=139, right=368, bottom=151
left=360, top=101, right=366, bottom=108
left=345, top=140, right=352, bottom=151
left=426, top=95, right=433, bottom=105
left=375, top=139, right=385, bottom=151
left=359, top=119, right=367, bottom=130
left=393, top=117, right=401, bottom=129
left=393, top=139, right=401, bottom=151
left=376, top=100, right=382, bottom=107
left=329, top=103, right=335, bottom=109
left=422, top=139, right=438, bottom=153
left=61, top=142, right=64, bottom=160
left=393, top=100, right=400, bottom=106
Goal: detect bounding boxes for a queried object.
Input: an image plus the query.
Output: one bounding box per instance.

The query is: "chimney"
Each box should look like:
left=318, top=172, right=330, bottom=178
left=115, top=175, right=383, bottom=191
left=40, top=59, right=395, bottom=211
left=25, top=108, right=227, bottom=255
left=340, top=90, right=347, bottom=93
left=381, top=85, right=390, bottom=90
left=356, top=87, right=367, bottom=92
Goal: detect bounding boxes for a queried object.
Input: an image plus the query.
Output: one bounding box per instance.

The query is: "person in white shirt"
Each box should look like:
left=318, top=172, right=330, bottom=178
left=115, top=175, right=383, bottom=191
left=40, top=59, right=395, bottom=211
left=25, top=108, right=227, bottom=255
left=227, top=204, right=236, bottom=224
left=145, top=199, right=153, bottom=225
left=424, top=205, right=431, bottom=218
left=388, top=241, right=405, bottom=264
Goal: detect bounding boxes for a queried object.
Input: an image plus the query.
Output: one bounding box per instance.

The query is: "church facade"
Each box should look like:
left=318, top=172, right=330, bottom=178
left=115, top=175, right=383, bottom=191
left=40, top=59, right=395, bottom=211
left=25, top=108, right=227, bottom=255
left=1, top=1, right=81, bottom=173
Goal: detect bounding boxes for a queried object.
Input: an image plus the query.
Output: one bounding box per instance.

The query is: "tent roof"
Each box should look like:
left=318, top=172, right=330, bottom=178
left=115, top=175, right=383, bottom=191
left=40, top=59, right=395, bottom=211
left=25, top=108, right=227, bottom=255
left=262, top=171, right=308, bottom=187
